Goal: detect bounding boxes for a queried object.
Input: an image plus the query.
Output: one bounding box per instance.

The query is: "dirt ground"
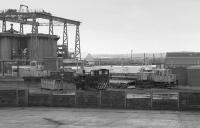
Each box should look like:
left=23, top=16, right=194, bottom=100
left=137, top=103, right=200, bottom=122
left=0, top=107, right=199, bottom=128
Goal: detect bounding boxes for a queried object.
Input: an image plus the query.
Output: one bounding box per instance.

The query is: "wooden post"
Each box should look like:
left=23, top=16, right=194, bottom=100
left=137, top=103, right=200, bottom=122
left=2, top=61, right=4, bottom=77
left=75, top=90, right=77, bottom=107
left=25, top=89, right=29, bottom=107
left=150, top=89, right=153, bottom=109
left=124, top=91, right=127, bottom=109
left=16, top=82, right=19, bottom=107
left=99, top=90, right=102, bottom=108
left=50, top=91, right=53, bottom=107
left=178, top=92, right=180, bottom=110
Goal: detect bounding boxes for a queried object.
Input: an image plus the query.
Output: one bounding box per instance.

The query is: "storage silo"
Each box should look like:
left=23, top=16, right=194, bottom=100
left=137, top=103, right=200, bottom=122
left=0, top=33, right=27, bottom=60
left=187, top=66, right=200, bottom=87
left=27, top=34, right=59, bottom=60
left=0, top=33, right=59, bottom=60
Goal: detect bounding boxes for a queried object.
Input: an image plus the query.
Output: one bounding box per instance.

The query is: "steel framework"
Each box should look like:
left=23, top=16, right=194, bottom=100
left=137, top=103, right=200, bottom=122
left=75, top=25, right=81, bottom=60
left=63, top=22, right=69, bottom=58
left=2, top=18, right=6, bottom=32
left=0, top=5, right=81, bottom=60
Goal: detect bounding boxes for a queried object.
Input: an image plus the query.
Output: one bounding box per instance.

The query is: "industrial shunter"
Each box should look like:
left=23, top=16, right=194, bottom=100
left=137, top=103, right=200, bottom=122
left=135, top=68, right=177, bottom=88
left=109, top=68, right=177, bottom=89
left=75, top=69, right=110, bottom=90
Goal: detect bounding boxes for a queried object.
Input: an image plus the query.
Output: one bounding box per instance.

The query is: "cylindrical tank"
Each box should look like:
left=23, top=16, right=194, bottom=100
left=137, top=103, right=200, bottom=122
left=187, top=66, right=200, bottom=87
left=27, top=34, right=59, bottom=60
left=0, top=33, right=26, bottom=60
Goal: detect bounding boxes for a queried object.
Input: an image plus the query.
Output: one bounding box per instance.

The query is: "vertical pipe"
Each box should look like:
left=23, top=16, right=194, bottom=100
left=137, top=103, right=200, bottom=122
left=20, top=23, right=24, bottom=34
left=49, top=19, right=53, bottom=35
left=2, top=19, right=6, bottom=32
left=17, top=60, right=19, bottom=77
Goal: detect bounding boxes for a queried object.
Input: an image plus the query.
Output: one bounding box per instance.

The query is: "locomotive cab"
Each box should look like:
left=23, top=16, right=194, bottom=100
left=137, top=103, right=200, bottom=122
left=151, top=69, right=176, bottom=86
left=76, top=69, right=110, bottom=90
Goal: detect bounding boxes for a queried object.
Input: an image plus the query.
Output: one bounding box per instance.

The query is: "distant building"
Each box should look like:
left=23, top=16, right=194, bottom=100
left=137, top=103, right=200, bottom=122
left=84, top=53, right=165, bottom=66
left=165, top=52, right=200, bottom=68
left=84, top=53, right=95, bottom=65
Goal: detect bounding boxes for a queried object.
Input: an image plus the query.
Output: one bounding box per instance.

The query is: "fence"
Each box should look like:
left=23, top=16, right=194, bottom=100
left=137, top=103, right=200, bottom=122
left=1, top=89, right=200, bottom=111
left=0, top=89, right=28, bottom=107
left=179, top=92, right=200, bottom=110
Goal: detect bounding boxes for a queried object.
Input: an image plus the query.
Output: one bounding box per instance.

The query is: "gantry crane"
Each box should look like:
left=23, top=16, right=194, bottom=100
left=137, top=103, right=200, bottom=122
left=0, top=5, right=81, bottom=60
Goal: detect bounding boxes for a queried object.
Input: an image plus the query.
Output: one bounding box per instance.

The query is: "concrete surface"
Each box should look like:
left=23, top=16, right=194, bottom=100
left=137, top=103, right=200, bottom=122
left=0, top=108, right=199, bottom=128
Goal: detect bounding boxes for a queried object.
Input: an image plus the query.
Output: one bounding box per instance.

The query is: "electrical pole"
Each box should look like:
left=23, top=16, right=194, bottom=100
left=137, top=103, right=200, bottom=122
left=131, top=49, right=133, bottom=60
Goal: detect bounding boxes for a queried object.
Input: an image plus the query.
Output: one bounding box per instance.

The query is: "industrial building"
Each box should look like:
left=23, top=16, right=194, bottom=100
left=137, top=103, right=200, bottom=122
left=165, top=52, right=200, bottom=67
left=165, top=52, right=200, bottom=86
left=84, top=53, right=165, bottom=66
left=0, top=5, right=82, bottom=75
left=187, top=66, right=200, bottom=87
left=0, top=5, right=81, bottom=61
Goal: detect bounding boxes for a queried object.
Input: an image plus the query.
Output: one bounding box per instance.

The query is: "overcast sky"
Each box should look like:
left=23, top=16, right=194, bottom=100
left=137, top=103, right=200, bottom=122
left=2, top=0, right=200, bottom=55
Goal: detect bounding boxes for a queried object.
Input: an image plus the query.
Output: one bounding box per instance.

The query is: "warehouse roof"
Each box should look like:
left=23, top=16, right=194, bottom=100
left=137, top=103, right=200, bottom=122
left=187, top=65, right=200, bottom=70
left=166, top=52, right=200, bottom=57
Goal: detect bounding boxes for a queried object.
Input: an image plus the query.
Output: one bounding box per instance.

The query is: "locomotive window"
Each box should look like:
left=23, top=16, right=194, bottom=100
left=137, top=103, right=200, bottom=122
left=99, top=70, right=102, bottom=75
left=105, top=71, right=108, bottom=75
left=12, top=68, right=18, bottom=72
left=30, top=62, right=36, bottom=66
left=91, top=71, right=94, bottom=76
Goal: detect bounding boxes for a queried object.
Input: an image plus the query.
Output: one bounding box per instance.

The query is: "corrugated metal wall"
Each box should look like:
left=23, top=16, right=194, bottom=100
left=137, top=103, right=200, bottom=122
left=171, top=67, right=187, bottom=86
left=187, top=68, right=200, bottom=87
left=27, top=34, right=58, bottom=60
left=0, top=34, right=29, bottom=60
left=0, top=37, right=11, bottom=60
left=165, top=58, right=200, bottom=67
left=0, top=36, right=22, bottom=60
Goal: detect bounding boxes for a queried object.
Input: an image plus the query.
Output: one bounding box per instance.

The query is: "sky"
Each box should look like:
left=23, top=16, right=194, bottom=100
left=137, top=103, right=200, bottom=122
left=1, top=0, right=200, bottom=55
